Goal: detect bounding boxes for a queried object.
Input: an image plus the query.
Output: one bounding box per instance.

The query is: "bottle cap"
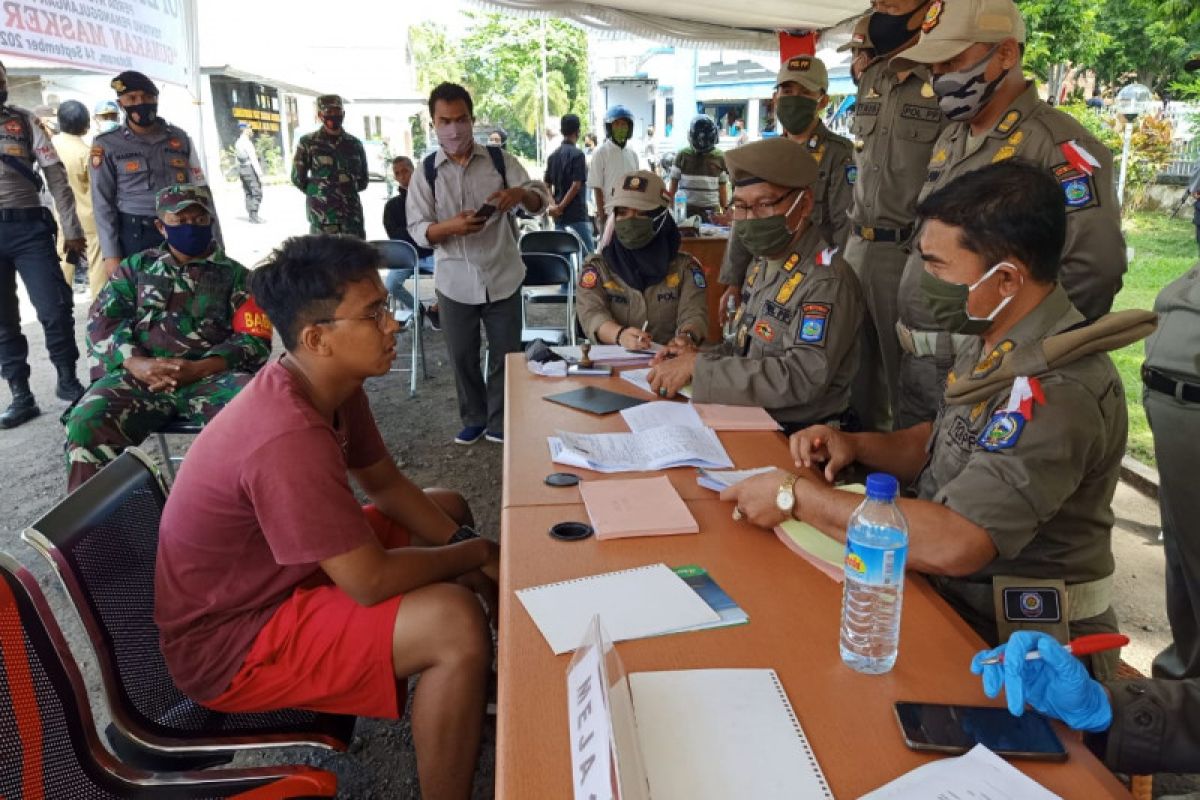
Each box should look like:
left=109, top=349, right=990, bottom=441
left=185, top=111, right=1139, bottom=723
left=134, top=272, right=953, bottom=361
left=865, top=472, right=899, bottom=501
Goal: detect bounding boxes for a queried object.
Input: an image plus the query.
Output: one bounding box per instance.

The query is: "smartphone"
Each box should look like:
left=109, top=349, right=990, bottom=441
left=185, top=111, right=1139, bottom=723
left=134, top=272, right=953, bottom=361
left=473, top=203, right=497, bottom=221
left=893, top=701, right=1068, bottom=761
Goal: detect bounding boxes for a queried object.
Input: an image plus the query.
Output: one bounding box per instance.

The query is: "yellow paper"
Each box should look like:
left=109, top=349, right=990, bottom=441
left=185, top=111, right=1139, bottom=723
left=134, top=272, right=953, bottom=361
left=773, top=484, right=865, bottom=582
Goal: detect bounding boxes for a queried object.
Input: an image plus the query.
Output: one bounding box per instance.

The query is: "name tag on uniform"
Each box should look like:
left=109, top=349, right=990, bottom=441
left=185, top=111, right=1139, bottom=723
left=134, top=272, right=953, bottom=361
left=1001, top=587, right=1062, bottom=623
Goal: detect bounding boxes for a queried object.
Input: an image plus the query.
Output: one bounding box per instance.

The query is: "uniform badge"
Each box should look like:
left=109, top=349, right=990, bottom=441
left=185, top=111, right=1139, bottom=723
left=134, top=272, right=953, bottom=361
left=782, top=253, right=800, bottom=273
left=992, top=146, right=1016, bottom=163
left=845, top=164, right=858, bottom=186
left=1061, top=174, right=1097, bottom=211
left=753, top=320, right=776, bottom=342
left=815, top=247, right=838, bottom=267
left=602, top=279, right=624, bottom=292
left=969, top=400, right=989, bottom=423
left=175, top=171, right=187, bottom=182
left=4, top=119, right=22, bottom=135
left=921, top=82, right=935, bottom=99
left=579, top=267, right=599, bottom=289
left=170, top=157, right=187, bottom=168
left=922, top=0, right=943, bottom=32
left=665, top=272, right=681, bottom=288
left=168, top=137, right=183, bottom=150
left=930, top=148, right=948, bottom=167
left=866, top=88, right=881, bottom=99
left=4, top=145, right=23, bottom=156
left=746, top=262, right=761, bottom=287
left=124, top=160, right=141, bottom=172
left=774, top=272, right=805, bottom=305
left=623, top=175, right=645, bottom=191
left=854, top=139, right=865, bottom=153
left=1007, top=131, right=1024, bottom=146
left=788, top=56, right=812, bottom=72
left=978, top=411, right=1024, bottom=451
left=233, top=297, right=274, bottom=340
left=797, top=303, right=831, bottom=345
left=971, top=339, right=1014, bottom=380
left=691, top=267, right=707, bottom=289
left=996, top=110, right=1022, bottom=135
left=763, top=301, right=795, bottom=324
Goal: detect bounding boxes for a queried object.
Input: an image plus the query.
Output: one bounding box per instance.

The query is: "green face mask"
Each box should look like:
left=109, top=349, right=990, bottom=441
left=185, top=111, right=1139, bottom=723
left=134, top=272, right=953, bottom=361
left=615, top=216, right=656, bottom=249
left=733, top=191, right=805, bottom=257
left=776, top=95, right=819, bottom=134
left=611, top=122, right=631, bottom=146
left=919, top=263, right=1016, bottom=335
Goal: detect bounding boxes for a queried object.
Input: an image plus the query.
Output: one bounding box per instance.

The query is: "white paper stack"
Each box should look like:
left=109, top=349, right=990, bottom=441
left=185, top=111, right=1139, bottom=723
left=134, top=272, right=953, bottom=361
left=548, top=425, right=733, bottom=473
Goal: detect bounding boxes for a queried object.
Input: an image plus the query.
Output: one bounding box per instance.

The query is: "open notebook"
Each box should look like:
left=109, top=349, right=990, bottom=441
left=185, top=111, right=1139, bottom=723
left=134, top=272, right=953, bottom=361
left=566, top=616, right=832, bottom=800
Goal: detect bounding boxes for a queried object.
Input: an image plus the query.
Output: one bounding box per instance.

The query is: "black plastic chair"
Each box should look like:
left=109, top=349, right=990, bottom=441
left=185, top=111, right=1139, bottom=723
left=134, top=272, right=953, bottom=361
left=520, top=229, right=585, bottom=345
left=0, top=552, right=339, bottom=798
left=371, top=239, right=430, bottom=397
left=20, top=448, right=357, bottom=767
left=153, top=418, right=202, bottom=482
left=519, top=252, right=575, bottom=346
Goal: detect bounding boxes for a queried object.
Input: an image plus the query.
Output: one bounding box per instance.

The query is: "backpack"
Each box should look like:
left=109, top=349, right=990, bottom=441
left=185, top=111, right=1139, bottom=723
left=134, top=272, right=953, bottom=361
left=423, top=144, right=507, bottom=204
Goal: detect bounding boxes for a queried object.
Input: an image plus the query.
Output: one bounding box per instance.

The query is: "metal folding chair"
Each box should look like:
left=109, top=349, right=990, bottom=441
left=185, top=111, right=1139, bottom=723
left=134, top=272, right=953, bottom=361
left=520, top=229, right=585, bottom=345
left=518, top=252, right=575, bottom=346
left=372, top=239, right=431, bottom=397
left=0, top=551, right=338, bottom=798
left=153, top=418, right=202, bottom=482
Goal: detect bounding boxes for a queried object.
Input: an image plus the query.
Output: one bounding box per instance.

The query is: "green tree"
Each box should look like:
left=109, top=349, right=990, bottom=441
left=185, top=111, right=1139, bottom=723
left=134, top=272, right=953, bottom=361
left=411, top=22, right=463, bottom=93
left=1016, top=0, right=1108, bottom=101
left=1092, top=0, right=1200, bottom=97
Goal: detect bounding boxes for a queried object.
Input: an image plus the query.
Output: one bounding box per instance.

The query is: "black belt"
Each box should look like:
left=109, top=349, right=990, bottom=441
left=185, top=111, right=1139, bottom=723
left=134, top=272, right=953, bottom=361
left=119, top=212, right=158, bottom=227
left=1143, top=365, right=1200, bottom=404
left=853, top=224, right=913, bottom=243
left=0, top=207, right=52, bottom=223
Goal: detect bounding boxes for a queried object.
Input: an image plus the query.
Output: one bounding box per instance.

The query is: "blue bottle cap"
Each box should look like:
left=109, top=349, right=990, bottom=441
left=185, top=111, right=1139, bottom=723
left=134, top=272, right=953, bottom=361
left=865, top=472, right=899, bottom=501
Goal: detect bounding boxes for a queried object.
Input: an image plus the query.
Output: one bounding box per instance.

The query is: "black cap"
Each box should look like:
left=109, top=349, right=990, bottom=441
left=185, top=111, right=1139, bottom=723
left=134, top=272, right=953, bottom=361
left=111, top=71, right=158, bottom=96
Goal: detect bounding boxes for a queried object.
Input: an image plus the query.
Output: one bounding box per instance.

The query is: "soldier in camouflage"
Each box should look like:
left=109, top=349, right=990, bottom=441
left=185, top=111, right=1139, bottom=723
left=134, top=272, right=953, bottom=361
left=63, top=185, right=272, bottom=490
left=291, top=94, right=369, bottom=238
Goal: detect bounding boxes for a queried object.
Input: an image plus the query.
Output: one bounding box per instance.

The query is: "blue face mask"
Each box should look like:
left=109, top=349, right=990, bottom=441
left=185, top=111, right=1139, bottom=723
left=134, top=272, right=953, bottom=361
left=162, top=222, right=213, bottom=257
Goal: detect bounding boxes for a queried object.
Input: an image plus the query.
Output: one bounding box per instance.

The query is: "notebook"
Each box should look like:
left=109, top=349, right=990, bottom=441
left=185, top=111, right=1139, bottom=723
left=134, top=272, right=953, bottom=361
left=579, top=476, right=699, bottom=540
left=516, top=563, right=722, bottom=654
left=693, top=402, right=781, bottom=431
left=544, top=386, right=647, bottom=415
left=774, top=484, right=865, bottom=583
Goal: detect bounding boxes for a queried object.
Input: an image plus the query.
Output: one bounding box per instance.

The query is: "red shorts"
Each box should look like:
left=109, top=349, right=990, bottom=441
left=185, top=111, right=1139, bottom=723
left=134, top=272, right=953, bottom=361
left=205, top=505, right=410, bottom=719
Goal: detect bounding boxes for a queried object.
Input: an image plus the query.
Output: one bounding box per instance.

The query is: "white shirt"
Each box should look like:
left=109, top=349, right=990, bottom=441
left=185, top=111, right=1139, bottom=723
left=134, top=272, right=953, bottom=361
left=587, top=139, right=639, bottom=209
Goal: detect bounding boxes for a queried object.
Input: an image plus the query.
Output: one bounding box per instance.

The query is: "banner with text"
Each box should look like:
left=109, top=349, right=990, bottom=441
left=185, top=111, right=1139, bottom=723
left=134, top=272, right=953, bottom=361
left=0, top=0, right=188, bottom=86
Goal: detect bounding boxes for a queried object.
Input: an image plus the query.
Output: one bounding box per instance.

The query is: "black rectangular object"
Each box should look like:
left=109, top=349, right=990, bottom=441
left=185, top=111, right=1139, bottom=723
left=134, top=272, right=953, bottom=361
left=543, top=387, right=647, bottom=415
left=893, top=701, right=1067, bottom=761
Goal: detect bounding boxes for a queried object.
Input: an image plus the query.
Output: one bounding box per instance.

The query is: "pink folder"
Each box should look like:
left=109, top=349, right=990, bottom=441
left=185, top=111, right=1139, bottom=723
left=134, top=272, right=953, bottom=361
left=579, top=476, right=700, bottom=540
left=692, top=404, right=781, bottom=431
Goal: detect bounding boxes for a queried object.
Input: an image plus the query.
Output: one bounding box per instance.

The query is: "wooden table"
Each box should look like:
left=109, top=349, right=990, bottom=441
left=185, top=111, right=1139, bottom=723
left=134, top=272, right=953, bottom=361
left=679, top=235, right=730, bottom=346
left=497, top=360, right=1132, bottom=799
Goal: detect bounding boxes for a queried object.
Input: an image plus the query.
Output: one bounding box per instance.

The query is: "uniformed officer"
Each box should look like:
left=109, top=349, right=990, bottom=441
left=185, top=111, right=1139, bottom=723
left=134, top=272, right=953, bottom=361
left=842, top=0, right=947, bottom=434
left=719, top=55, right=855, bottom=317
left=723, top=162, right=1155, bottom=680
left=63, top=185, right=271, bottom=490
left=0, top=59, right=87, bottom=429
left=667, top=115, right=729, bottom=220
left=234, top=123, right=264, bottom=224
left=92, top=71, right=220, bottom=279
left=575, top=170, right=708, bottom=348
left=891, top=0, right=1126, bottom=428
left=649, top=137, right=864, bottom=433
left=291, top=94, right=369, bottom=238
left=93, top=100, right=120, bottom=135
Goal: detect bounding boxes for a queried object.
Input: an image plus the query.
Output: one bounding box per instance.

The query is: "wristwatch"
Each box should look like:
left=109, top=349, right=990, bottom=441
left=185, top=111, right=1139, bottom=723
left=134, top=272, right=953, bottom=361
left=448, top=525, right=481, bottom=545
left=776, top=473, right=799, bottom=516
left=677, top=328, right=699, bottom=346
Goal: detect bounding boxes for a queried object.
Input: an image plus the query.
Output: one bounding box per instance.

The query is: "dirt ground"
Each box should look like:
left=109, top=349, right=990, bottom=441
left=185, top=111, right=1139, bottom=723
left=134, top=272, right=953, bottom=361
left=1, top=180, right=1197, bottom=797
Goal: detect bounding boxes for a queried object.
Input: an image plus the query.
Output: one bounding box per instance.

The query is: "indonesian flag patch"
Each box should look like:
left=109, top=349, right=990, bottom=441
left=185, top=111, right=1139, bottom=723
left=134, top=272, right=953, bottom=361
left=1059, top=140, right=1101, bottom=176
left=233, top=297, right=273, bottom=339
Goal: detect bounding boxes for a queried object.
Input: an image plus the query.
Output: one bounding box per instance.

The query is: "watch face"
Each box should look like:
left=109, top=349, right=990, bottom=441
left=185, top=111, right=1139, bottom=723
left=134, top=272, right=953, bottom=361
left=777, top=487, right=795, bottom=512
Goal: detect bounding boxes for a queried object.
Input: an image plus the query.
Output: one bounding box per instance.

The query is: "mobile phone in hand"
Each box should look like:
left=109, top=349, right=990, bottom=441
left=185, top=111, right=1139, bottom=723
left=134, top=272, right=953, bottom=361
left=474, top=203, right=497, bottom=221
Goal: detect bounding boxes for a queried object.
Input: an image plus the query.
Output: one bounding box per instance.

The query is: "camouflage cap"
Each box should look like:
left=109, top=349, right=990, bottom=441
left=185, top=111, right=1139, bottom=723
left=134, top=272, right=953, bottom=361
left=610, top=170, right=670, bottom=212
left=725, top=138, right=817, bottom=189
left=776, top=55, right=829, bottom=94
left=316, top=94, right=344, bottom=111
left=891, top=0, right=1026, bottom=71
left=155, top=184, right=214, bottom=217
left=111, top=70, right=158, bottom=96
left=836, top=14, right=873, bottom=53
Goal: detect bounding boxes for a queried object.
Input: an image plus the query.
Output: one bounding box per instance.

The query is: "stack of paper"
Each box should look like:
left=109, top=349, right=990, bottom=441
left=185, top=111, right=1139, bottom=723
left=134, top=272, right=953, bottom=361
left=693, top=403, right=781, bottom=431
left=696, top=466, right=777, bottom=492
left=774, top=483, right=864, bottom=582
left=548, top=425, right=733, bottom=473
left=619, top=400, right=703, bottom=432
left=860, top=744, right=1062, bottom=799
left=620, top=367, right=693, bottom=399
left=580, top=476, right=699, bottom=540
left=551, top=344, right=661, bottom=366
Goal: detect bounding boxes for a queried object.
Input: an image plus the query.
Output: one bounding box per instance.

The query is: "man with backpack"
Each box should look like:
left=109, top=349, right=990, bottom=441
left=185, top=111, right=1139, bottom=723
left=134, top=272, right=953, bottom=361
left=406, top=82, right=550, bottom=445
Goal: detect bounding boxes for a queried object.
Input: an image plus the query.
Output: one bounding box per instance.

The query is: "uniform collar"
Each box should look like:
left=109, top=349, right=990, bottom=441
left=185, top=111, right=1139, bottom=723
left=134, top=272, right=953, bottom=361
left=762, top=223, right=823, bottom=276
left=983, top=82, right=1040, bottom=140
left=990, top=284, right=1080, bottom=356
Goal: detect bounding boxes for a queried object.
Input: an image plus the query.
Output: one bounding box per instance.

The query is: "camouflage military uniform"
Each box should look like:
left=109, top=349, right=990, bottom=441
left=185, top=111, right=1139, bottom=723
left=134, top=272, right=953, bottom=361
left=63, top=245, right=271, bottom=488
left=291, top=127, right=369, bottom=237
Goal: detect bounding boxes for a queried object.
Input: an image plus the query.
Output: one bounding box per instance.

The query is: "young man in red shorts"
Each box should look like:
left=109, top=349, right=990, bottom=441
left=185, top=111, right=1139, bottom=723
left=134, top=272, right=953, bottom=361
left=154, top=234, right=498, bottom=799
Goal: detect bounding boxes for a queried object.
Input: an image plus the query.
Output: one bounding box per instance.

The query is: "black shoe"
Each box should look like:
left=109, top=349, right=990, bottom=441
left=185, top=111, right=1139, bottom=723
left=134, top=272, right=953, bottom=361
left=55, top=365, right=85, bottom=403
left=1, top=378, right=40, bottom=429
left=425, top=305, right=441, bottom=331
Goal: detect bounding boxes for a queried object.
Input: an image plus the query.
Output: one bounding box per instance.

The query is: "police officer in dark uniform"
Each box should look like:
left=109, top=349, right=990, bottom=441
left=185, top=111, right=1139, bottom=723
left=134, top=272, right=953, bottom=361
left=91, top=70, right=221, bottom=278
left=0, top=59, right=87, bottom=428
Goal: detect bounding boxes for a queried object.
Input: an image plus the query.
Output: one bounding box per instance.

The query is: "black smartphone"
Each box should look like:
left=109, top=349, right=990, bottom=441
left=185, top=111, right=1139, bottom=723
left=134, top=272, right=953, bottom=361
left=474, top=203, right=497, bottom=221
left=893, top=701, right=1068, bottom=762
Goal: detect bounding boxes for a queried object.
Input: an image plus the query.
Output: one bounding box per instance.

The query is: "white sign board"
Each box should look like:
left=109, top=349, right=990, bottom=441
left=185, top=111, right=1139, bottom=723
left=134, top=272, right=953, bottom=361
left=0, top=0, right=189, bottom=86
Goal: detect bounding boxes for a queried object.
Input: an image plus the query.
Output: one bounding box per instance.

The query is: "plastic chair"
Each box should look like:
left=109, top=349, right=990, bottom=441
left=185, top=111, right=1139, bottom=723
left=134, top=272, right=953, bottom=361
left=518, top=252, right=575, bottom=346
left=372, top=239, right=430, bottom=397
left=520, top=229, right=585, bottom=345
left=20, top=448, right=358, bottom=767
left=0, top=551, right=338, bottom=798
left=153, top=418, right=202, bottom=482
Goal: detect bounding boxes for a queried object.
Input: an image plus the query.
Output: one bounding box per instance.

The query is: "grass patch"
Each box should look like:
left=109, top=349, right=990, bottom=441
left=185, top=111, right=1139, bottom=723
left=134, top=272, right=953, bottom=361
left=1110, top=210, right=1197, bottom=467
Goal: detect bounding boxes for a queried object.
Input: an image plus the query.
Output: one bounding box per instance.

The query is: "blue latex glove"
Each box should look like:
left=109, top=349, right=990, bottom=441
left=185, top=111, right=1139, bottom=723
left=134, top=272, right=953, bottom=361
left=970, top=631, right=1113, bottom=733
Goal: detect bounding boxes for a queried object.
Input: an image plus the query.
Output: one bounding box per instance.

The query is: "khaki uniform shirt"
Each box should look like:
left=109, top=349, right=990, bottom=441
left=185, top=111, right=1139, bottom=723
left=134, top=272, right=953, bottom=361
left=575, top=251, right=708, bottom=345
left=916, top=286, right=1125, bottom=627
left=694, top=226, right=864, bottom=426
left=900, top=84, right=1126, bottom=330
left=1144, top=262, right=1200, bottom=381
left=50, top=132, right=96, bottom=238
left=849, top=57, right=946, bottom=230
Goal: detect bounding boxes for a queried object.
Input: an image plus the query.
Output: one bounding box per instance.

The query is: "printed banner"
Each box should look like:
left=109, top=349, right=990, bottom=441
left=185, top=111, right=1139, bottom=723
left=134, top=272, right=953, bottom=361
left=0, top=0, right=188, bottom=86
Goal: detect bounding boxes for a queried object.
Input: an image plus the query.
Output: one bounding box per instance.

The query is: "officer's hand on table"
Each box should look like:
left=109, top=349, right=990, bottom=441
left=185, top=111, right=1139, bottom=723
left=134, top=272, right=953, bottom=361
left=666, top=334, right=698, bottom=351
left=970, top=631, right=1113, bottom=732
left=649, top=341, right=691, bottom=365
left=487, top=187, right=528, bottom=213
left=648, top=350, right=697, bottom=398
left=790, top=424, right=856, bottom=483
left=446, top=210, right=487, bottom=237
left=104, top=257, right=121, bottom=277
left=718, top=285, right=740, bottom=324
left=124, top=357, right=181, bottom=392
left=720, top=466, right=826, bottom=528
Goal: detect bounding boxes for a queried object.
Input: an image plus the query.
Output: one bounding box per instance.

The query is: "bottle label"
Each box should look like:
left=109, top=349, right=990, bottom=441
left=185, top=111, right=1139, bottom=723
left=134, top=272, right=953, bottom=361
left=844, top=540, right=907, bottom=586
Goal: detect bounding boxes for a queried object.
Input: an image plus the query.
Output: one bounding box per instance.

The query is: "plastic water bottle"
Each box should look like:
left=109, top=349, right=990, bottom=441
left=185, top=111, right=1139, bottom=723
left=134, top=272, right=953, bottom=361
left=674, top=192, right=688, bottom=223
left=840, top=473, right=908, bottom=674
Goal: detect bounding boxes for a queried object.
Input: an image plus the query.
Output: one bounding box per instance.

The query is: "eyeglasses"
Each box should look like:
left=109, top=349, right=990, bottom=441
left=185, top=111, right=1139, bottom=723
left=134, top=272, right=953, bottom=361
left=730, top=188, right=801, bottom=220
left=315, top=304, right=392, bottom=331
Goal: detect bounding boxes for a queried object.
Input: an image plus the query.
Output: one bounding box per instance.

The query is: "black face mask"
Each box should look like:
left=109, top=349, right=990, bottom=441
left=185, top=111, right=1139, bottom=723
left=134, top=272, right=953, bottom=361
left=868, top=6, right=920, bottom=56
left=125, top=102, right=158, bottom=127
left=602, top=211, right=681, bottom=291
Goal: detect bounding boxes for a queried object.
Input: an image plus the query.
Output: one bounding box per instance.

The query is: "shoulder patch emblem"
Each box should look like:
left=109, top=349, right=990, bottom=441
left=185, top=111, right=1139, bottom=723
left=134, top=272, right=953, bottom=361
left=1060, top=139, right=1101, bottom=176
left=978, top=411, right=1025, bottom=451
left=665, top=272, right=681, bottom=288
left=579, top=267, right=599, bottom=290
left=1061, top=173, right=1097, bottom=211
left=89, top=145, right=104, bottom=169
left=753, top=319, right=776, bottom=342
left=921, top=0, right=943, bottom=33
left=996, top=110, right=1022, bottom=135
left=168, top=137, right=183, bottom=150
left=798, top=303, right=831, bottom=345
left=845, top=164, right=858, bottom=186
left=775, top=271, right=805, bottom=305
left=4, top=119, right=23, bottom=135
left=691, top=266, right=707, bottom=289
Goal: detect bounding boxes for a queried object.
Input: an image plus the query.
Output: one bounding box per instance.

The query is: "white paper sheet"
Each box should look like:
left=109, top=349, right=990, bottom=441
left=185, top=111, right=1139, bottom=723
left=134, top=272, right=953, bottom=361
left=619, top=401, right=704, bottom=432
left=527, top=359, right=569, bottom=377
left=550, top=426, right=733, bottom=472
left=858, top=744, right=1063, bottom=800
left=516, top=564, right=721, bottom=655
left=696, top=466, right=778, bottom=492
left=620, top=368, right=693, bottom=399
left=552, top=344, right=661, bottom=364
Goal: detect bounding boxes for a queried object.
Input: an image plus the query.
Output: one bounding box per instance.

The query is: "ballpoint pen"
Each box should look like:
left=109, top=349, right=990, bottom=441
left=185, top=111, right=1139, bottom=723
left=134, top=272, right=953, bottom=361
left=977, top=633, right=1129, bottom=666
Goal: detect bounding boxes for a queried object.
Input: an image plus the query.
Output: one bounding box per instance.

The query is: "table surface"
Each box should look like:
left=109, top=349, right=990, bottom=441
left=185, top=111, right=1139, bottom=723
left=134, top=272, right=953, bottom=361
left=497, top=364, right=1132, bottom=799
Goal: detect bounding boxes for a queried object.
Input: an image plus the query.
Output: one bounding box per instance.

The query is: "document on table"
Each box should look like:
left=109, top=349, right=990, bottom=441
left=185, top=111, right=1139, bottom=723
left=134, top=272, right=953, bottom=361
left=696, top=466, right=778, bottom=492
left=579, top=476, right=699, bottom=539
left=552, top=343, right=661, bottom=365
left=620, top=367, right=693, bottom=399
left=619, top=400, right=704, bottom=432
left=692, top=402, right=781, bottom=431
left=858, top=743, right=1062, bottom=800
left=548, top=425, right=733, bottom=473
left=517, top=563, right=721, bottom=654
